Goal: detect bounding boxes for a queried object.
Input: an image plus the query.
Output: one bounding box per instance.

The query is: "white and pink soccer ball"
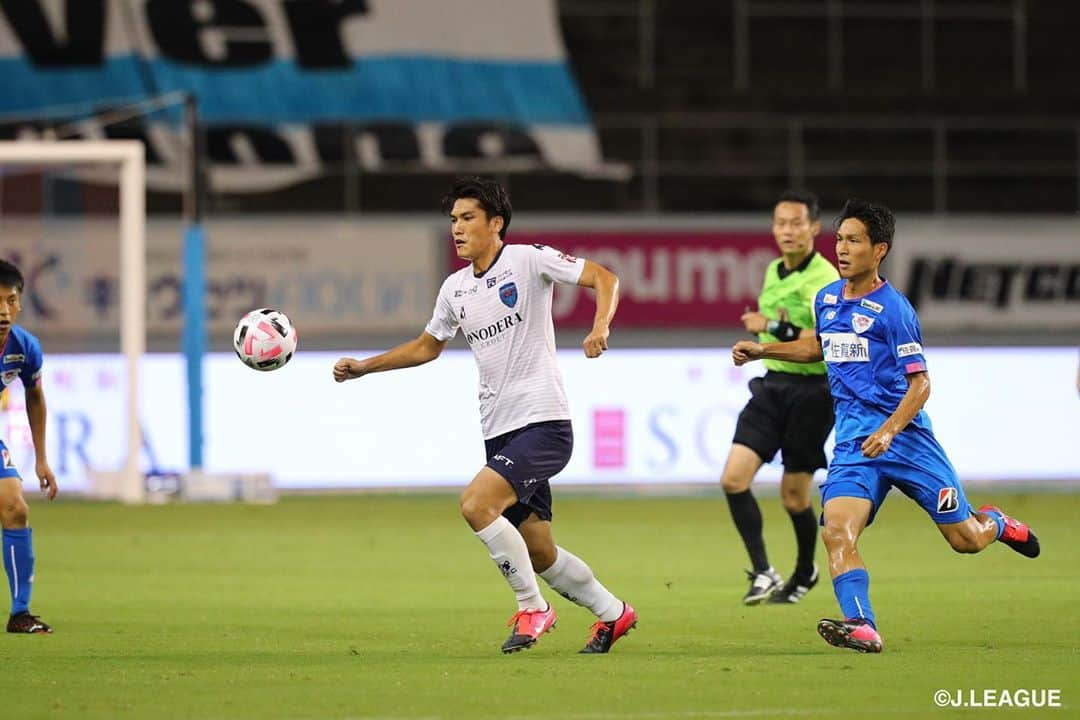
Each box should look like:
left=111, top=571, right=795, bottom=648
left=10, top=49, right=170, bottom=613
left=233, top=308, right=298, bottom=371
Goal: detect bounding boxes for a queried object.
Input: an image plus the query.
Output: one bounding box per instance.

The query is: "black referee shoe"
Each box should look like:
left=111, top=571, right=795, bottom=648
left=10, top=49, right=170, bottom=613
left=768, top=565, right=820, bottom=604
left=743, top=567, right=783, bottom=605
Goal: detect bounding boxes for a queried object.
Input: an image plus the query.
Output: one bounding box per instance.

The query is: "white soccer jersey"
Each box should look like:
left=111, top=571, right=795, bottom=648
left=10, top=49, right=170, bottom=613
left=425, top=243, right=586, bottom=439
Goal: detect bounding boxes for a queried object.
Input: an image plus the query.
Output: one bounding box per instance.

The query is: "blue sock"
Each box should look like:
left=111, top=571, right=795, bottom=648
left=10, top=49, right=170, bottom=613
left=983, top=509, right=1006, bottom=540
left=832, top=568, right=875, bottom=629
left=2, top=528, right=34, bottom=615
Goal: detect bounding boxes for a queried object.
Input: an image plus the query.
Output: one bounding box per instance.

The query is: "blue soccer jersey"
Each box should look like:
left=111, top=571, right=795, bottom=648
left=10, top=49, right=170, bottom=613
left=814, top=280, right=931, bottom=445
left=814, top=280, right=972, bottom=526
left=0, top=325, right=42, bottom=478
left=0, top=325, right=43, bottom=392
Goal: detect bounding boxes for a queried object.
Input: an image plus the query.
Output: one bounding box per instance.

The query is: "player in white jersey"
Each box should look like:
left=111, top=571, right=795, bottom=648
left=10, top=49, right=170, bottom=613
left=333, top=177, right=638, bottom=654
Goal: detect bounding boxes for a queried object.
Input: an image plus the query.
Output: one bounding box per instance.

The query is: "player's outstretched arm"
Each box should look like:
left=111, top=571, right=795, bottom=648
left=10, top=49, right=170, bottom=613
left=333, top=331, right=448, bottom=383
left=861, top=371, right=931, bottom=458
left=576, top=259, right=619, bottom=358
left=732, top=336, right=823, bottom=366
left=23, top=385, right=57, bottom=500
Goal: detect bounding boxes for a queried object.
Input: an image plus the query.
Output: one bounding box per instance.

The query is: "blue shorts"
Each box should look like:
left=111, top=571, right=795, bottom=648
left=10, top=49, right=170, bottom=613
left=820, top=430, right=973, bottom=527
left=484, top=420, right=573, bottom=526
left=0, top=440, right=21, bottom=479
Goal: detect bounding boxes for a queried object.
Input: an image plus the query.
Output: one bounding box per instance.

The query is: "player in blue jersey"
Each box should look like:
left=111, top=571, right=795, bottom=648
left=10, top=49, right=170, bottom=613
left=0, top=260, right=57, bottom=634
left=732, top=199, right=1039, bottom=654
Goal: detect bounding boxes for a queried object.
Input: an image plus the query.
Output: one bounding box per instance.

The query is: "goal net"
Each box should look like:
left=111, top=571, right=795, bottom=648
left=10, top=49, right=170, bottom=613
left=0, top=140, right=145, bottom=503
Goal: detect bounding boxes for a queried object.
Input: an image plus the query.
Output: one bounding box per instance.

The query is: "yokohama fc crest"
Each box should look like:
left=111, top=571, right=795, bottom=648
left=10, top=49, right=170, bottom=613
left=499, top=282, right=518, bottom=308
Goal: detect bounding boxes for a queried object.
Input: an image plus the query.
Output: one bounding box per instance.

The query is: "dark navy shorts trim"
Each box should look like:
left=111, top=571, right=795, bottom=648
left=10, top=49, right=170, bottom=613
left=484, top=420, right=573, bottom=526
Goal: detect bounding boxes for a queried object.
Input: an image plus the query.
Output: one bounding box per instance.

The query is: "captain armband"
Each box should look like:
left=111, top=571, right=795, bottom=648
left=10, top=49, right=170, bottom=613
left=766, top=319, right=801, bottom=342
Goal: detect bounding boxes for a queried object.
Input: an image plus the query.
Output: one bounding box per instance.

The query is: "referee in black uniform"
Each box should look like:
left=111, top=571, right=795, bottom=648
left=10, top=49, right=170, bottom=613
left=721, top=191, right=838, bottom=605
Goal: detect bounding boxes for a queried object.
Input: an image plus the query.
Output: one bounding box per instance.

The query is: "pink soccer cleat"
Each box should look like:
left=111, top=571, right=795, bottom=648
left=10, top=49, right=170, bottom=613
left=979, top=505, right=1040, bottom=558
left=580, top=602, right=638, bottom=654
left=817, top=618, right=883, bottom=653
left=501, top=605, right=557, bottom=653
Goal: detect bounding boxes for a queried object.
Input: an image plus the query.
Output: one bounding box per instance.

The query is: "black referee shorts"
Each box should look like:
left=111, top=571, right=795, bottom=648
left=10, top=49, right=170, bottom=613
left=732, top=371, right=834, bottom=473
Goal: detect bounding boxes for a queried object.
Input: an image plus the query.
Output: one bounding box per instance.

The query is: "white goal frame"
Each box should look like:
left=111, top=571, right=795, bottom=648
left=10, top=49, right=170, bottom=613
left=0, top=140, right=145, bottom=503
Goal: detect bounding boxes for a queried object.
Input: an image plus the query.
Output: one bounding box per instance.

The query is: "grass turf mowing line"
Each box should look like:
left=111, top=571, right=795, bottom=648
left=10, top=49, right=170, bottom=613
left=3, top=492, right=1076, bottom=719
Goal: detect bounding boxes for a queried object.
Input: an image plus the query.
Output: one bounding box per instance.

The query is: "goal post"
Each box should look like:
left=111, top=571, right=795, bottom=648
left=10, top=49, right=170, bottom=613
left=0, top=140, right=145, bottom=503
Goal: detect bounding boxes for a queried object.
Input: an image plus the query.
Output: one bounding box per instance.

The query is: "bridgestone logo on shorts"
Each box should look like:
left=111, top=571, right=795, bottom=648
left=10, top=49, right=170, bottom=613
left=937, top=488, right=959, bottom=513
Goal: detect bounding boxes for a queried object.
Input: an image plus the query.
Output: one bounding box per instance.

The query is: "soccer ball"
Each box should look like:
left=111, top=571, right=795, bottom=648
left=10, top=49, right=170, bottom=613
left=233, top=308, right=298, bottom=371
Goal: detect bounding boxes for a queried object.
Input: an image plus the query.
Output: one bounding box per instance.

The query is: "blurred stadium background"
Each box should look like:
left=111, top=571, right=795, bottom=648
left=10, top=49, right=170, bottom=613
left=0, top=1, right=1077, bottom=718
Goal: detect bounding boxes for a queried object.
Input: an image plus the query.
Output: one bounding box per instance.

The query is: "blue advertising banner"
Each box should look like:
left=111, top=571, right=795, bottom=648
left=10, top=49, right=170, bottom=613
left=0, top=0, right=609, bottom=189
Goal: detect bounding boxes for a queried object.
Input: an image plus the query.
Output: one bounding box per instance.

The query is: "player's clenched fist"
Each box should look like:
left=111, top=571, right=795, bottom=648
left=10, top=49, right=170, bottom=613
left=582, top=328, right=609, bottom=358
left=333, top=358, right=365, bottom=382
left=731, top=340, right=764, bottom=366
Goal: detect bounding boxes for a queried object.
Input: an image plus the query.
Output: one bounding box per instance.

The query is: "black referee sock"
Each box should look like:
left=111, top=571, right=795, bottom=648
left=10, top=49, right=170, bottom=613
left=725, top=489, right=769, bottom=573
left=788, top=506, right=818, bottom=581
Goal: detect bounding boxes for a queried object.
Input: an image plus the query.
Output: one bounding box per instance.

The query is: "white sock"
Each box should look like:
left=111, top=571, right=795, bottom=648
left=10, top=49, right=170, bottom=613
left=474, top=516, right=546, bottom=611
left=539, top=546, right=623, bottom=621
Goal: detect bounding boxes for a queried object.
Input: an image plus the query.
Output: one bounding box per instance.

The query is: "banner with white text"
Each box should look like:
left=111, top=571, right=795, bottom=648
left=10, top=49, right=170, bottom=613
left=451, top=232, right=822, bottom=328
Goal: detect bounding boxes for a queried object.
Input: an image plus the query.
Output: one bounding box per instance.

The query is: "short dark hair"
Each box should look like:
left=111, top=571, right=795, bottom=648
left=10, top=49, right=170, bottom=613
left=0, top=260, right=24, bottom=292
left=836, top=198, right=895, bottom=253
left=441, top=176, right=512, bottom=240
left=776, top=190, right=820, bottom=221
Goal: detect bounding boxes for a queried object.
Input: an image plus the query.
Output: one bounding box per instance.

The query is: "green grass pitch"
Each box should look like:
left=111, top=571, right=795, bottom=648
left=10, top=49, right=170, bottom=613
left=5, top=491, right=1077, bottom=719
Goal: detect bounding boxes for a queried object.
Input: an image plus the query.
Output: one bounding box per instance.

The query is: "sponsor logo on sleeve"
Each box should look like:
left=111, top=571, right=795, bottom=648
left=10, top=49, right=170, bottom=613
left=3, top=354, right=25, bottom=363
left=557, top=251, right=578, bottom=263
left=486, top=277, right=498, bottom=288
left=823, top=293, right=838, bottom=305
left=824, top=310, right=837, bottom=320
left=821, top=333, right=870, bottom=362
left=937, top=487, right=959, bottom=513
left=896, top=342, right=923, bottom=357
left=860, top=298, right=884, bottom=313
left=851, top=313, right=875, bottom=334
